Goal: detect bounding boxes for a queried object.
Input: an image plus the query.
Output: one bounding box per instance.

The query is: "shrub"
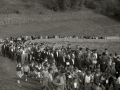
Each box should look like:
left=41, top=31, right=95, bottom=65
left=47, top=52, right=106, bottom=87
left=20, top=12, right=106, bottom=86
left=24, top=4, right=32, bottom=9
left=84, top=0, right=96, bottom=9
left=42, top=0, right=83, bottom=11
left=21, top=0, right=28, bottom=2
left=13, top=10, right=20, bottom=14
left=43, top=0, right=58, bottom=10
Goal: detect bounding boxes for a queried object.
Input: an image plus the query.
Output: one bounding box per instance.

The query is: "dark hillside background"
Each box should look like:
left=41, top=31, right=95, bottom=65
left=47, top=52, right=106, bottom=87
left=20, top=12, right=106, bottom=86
left=0, top=0, right=120, bottom=17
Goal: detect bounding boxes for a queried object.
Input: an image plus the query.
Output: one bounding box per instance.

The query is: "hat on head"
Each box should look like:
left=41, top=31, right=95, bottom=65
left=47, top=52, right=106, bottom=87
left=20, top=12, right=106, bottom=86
left=105, top=48, right=107, bottom=50
left=80, top=47, right=83, bottom=50
left=86, top=70, right=91, bottom=74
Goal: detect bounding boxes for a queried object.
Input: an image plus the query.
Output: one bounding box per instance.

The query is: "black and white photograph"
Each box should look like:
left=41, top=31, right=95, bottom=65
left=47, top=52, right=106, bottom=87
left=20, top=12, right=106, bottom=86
left=0, top=0, right=120, bottom=90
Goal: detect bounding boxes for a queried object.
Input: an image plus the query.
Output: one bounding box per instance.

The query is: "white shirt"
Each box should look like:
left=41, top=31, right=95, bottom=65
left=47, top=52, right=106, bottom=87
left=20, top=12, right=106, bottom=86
left=85, top=75, right=91, bottom=83
left=72, top=59, right=74, bottom=64
left=56, top=52, right=58, bottom=57
left=116, top=77, right=120, bottom=84
left=49, top=74, right=53, bottom=81
left=22, top=50, right=25, bottom=54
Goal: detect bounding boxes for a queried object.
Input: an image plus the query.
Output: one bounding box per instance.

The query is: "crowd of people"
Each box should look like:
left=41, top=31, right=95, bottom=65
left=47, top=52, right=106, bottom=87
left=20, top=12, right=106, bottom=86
left=0, top=35, right=106, bottom=42
left=0, top=36, right=120, bottom=90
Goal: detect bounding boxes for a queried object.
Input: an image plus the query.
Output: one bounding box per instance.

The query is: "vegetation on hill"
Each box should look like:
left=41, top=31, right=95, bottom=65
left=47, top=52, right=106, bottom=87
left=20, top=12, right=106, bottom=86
left=85, top=0, right=120, bottom=17
left=0, top=0, right=120, bottom=18
left=42, top=0, right=85, bottom=11
left=42, top=0, right=120, bottom=17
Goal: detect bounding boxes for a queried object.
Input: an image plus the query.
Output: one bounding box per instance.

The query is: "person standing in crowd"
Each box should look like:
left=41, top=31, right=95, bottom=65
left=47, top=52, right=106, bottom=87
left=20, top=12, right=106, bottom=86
left=16, top=48, right=21, bottom=64
left=48, top=68, right=54, bottom=90
left=41, top=65, right=50, bottom=90
left=104, top=48, right=109, bottom=56
left=92, top=69, right=100, bottom=90
left=84, top=70, right=92, bottom=90
left=16, top=63, right=23, bottom=84
left=23, top=63, right=30, bottom=81
left=116, top=74, right=120, bottom=90
left=10, top=44, right=15, bottom=60
left=65, top=52, right=71, bottom=67
left=0, top=43, right=2, bottom=56
left=21, top=47, right=27, bottom=65
left=2, top=43, right=6, bottom=57
left=106, top=62, right=116, bottom=90
left=52, top=69, right=66, bottom=90
left=54, top=49, right=59, bottom=67
left=114, top=55, right=120, bottom=78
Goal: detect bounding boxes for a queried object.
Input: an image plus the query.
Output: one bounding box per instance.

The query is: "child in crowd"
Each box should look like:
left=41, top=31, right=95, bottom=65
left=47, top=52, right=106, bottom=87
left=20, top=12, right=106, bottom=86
left=37, top=63, right=42, bottom=79
left=34, top=62, right=39, bottom=78
left=23, top=63, right=30, bottom=81
left=29, top=61, right=35, bottom=78
left=16, top=63, right=23, bottom=84
left=48, top=68, right=54, bottom=90
left=41, top=66, right=50, bottom=90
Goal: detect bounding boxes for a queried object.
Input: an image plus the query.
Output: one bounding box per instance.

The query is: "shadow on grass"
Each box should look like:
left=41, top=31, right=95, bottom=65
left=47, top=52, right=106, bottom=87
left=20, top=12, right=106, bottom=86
left=107, top=15, right=120, bottom=22
left=22, top=85, right=41, bottom=90
left=12, top=77, right=42, bottom=88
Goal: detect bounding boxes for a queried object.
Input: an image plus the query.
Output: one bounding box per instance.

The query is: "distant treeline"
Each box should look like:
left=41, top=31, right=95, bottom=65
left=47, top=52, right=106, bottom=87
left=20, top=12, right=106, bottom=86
left=42, top=0, right=85, bottom=11
left=85, top=0, right=120, bottom=16
left=42, top=0, right=120, bottom=16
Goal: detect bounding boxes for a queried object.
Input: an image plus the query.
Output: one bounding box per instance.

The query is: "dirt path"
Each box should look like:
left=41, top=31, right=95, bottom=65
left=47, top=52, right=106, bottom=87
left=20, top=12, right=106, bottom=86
left=0, top=56, right=41, bottom=90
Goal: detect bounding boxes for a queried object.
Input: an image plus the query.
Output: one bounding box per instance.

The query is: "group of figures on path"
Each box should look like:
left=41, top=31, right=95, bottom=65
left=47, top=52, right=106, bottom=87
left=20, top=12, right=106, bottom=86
left=0, top=36, right=120, bottom=90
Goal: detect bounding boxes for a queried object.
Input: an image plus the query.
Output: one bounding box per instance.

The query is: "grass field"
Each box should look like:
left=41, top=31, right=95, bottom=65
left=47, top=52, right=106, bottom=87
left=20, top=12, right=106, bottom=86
left=0, top=1, right=120, bottom=37
left=0, top=9, right=120, bottom=38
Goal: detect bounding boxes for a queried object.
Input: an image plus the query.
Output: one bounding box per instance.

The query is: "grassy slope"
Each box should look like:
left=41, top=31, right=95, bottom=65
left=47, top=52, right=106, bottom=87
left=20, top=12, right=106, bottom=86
left=0, top=0, right=120, bottom=37
left=0, top=14, right=120, bottom=37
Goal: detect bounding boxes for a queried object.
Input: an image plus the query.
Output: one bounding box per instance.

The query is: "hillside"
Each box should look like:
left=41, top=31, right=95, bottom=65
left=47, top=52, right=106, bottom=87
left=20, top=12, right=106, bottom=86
left=0, top=0, right=120, bottom=37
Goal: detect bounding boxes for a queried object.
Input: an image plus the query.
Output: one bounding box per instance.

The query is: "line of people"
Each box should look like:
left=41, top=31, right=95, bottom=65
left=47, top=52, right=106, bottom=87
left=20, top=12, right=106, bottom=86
left=0, top=37, right=120, bottom=90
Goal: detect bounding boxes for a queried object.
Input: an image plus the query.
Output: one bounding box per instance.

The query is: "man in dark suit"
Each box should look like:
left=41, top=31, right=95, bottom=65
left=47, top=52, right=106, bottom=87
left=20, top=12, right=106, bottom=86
left=2, top=44, right=6, bottom=57
left=36, top=52, right=43, bottom=63
left=41, top=49, right=48, bottom=60
left=57, top=49, right=66, bottom=67
left=115, top=56, right=120, bottom=78
left=65, top=52, right=71, bottom=67
left=47, top=50, right=55, bottom=64
left=54, top=48, right=59, bottom=66
left=67, top=44, right=71, bottom=53
left=94, top=70, right=100, bottom=87
left=75, top=46, right=83, bottom=69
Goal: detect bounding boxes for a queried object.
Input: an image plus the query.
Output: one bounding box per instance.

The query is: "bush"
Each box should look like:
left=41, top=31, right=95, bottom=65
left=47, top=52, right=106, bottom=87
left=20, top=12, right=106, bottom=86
left=21, top=0, right=28, bottom=2
left=24, top=4, right=32, bottom=9
left=84, top=0, right=96, bottom=9
left=42, top=0, right=83, bottom=11
left=85, top=0, right=120, bottom=17
left=13, top=10, right=20, bottom=14
left=43, top=0, right=58, bottom=10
